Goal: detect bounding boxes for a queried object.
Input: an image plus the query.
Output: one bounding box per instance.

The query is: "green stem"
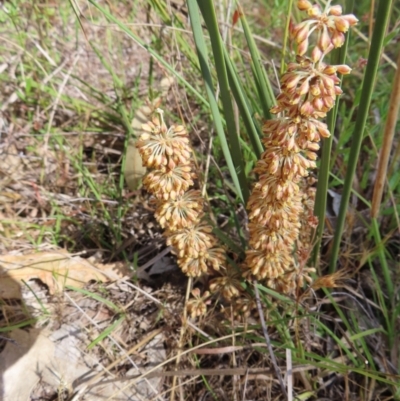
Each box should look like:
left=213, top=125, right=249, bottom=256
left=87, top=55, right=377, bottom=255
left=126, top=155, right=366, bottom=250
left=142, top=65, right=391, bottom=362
left=240, top=8, right=276, bottom=118
left=197, top=0, right=249, bottom=203
left=223, top=47, right=264, bottom=158
left=329, top=0, right=393, bottom=273
left=370, top=218, right=394, bottom=301
left=280, top=0, right=294, bottom=76
left=186, top=0, right=245, bottom=202
left=312, top=0, right=354, bottom=268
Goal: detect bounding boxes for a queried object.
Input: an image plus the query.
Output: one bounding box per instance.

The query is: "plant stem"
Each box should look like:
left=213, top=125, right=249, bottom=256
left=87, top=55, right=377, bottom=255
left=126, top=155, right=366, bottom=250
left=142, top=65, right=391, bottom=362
left=312, top=0, right=354, bottom=268
left=329, top=0, right=392, bottom=273
left=370, top=218, right=394, bottom=301
left=187, top=0, right=245, bottom=202
left=280, top=0, right=294, bottom=76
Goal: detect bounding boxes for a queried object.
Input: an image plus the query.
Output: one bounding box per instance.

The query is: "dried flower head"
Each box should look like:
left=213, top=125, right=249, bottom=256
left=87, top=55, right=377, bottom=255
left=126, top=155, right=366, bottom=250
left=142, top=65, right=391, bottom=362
left=292, top=1, right=358, bottom=60
left=230, top=295, right=257, bottom=319
left=138, top=109, right=226, bottom=280
left=142, top=163, right=194, bottom=200
left=311, top=269, right=350, bottom=290
left=209, top=272, right=243, bottom=299
left=178, top=246, right=225, bottom=276
left=155, top=189, right=204, bottom=230
left=273, top=56, right=351, bottom=119
left=245, top=249, right=293, bottom=280
left=167, top=221, right=215, bottom=258
left=137, top=109, right=192, bottom=169
left=186, top=289, right=211, bottom=319
left=265, top=273, right=297, bottom=294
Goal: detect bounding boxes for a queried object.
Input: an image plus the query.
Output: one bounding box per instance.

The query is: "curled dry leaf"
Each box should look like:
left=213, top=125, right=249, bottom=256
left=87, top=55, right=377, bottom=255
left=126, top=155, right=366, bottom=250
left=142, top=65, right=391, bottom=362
left=0, top=251, right=130, bottom=299
left=124, top=103, right=153, bottom=190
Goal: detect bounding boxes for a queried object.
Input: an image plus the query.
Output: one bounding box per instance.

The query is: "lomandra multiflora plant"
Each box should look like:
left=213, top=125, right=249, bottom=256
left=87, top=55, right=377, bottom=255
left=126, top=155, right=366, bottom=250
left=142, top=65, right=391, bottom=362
left=137, top=1, right=357, bottom=316
left=243, top=0, right=357, bottom=294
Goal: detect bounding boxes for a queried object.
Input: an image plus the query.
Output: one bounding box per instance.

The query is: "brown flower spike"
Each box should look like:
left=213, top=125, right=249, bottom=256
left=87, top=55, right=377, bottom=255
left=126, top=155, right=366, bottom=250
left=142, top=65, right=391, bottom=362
left=244, top=1, right=357, bottom=293
left=137, top=109, right=226, bottom=278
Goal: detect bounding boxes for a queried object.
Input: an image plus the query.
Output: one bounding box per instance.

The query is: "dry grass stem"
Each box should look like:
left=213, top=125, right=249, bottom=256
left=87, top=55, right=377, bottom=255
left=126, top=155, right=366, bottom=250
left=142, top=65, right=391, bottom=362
left=371, top=51, right=400, bottom=218
left=254, top=280, right=288, bottom=399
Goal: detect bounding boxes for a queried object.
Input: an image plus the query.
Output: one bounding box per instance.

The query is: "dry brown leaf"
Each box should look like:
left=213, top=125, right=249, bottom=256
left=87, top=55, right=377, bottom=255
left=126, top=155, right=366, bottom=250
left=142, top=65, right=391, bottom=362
left=0, top=251, right=130, bottom=299
left=124, top=103, right=153, bottom=191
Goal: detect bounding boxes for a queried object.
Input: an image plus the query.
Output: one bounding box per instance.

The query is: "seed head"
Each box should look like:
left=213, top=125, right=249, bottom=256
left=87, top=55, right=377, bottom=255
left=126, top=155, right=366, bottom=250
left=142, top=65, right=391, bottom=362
left=138, top=109, right=226, bottom=284
left=292, top=1, right=357, bottom=56
left=244, top=2, right=355, bottom=295
left=209, top=276, right=243, bottom=299
left=143, top=163, right=194, bottom=200
left=186, top=289, right=210, bottom=318
left=297, top=0, right=312, bottom=11
left=155, top=189, right=204, bottom=230
left=137, top=110, right=192, bottom=169
left=178, top=246, right=225, bottom=276
left=167, top=221, right=215, bottom=259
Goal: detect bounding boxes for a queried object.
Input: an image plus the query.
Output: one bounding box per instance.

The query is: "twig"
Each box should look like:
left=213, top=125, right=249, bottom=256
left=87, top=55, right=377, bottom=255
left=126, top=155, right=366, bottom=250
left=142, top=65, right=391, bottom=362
left=74, top=328, right=163, bottom=390
left=253, top=280, right=288, bottom=400
left=192, top=343, right=268, bottom=354
left=286, top=348, right=293, bottom=401
left=94, top=364, right=316, bottom=385
left=371, top=51, right=400, bottom=218
left=0, top=335, right=16, bottom=344
left=352, top=26, right=396, bottom=69
left=136, top=246, right=172, bottom=273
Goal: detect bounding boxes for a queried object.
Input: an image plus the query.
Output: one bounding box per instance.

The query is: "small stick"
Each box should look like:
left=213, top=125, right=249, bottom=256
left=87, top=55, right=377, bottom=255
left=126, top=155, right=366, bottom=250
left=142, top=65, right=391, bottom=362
left=371, top=51, right=400, bottom=218
left=286, top=348, right=293, bottom=401
left=254, top=280, right=288, bottom=400
left=94, top=364, right=316, bottom=385
left=0, top=335, right=16, bottom=344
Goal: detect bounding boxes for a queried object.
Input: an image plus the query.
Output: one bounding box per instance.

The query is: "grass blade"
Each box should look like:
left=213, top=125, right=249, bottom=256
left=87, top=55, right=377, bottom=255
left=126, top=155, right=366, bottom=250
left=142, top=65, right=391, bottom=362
left=66, top=285, right=122, bottom=313
left=370, top=218, right=394, bottom=304
left=312, top=0, right=354, bottom=267
left=239, top=6, right=276, bottom=119
left=87, top=315, right=125, bottom=350
left=197, top=0, right=249, bottom=202
left=223, top=47, right=263, bottom=158
left=187, top=0, right=244, bottom=202
left=149, top=0, right=200, bottom=69
left=280, top=0, right=294, bottom=75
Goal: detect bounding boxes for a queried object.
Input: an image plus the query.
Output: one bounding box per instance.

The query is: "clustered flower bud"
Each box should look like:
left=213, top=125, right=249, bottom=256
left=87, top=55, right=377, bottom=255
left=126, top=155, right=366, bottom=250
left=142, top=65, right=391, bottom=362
left=137, top=109, right=226, bottom=278
left=244, top=1, right=357, bottom=293
left=292, top=1, right=358, bottom=61
left=186, top=288, right=211, bottom=319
